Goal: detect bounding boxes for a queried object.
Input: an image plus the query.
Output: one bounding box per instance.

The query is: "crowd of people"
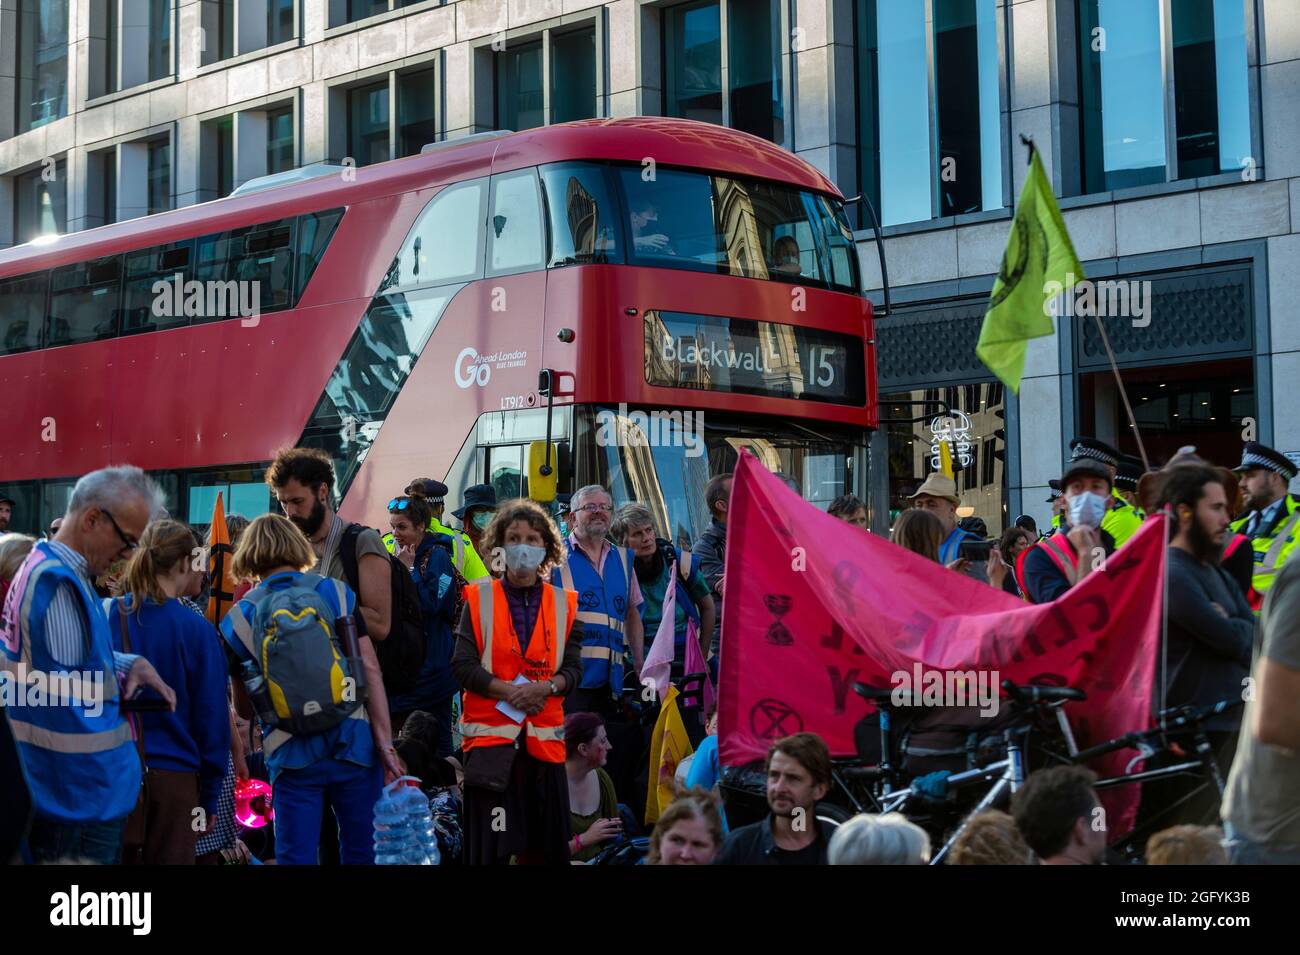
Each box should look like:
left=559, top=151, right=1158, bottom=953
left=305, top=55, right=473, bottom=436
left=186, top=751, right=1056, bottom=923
left=0, top=432, right=1296, bottom=866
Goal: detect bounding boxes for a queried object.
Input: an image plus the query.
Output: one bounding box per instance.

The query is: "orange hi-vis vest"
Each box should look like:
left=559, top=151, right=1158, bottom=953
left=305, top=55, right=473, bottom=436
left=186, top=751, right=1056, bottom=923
left=1016, top=533, right=1081, bottom=604
left=460, top=579, right=577, bottom=764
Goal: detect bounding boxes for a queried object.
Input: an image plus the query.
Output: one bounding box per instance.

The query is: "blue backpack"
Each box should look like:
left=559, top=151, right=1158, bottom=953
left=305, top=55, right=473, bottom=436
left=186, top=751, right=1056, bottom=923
left=226, top=573, right=363, bottom=736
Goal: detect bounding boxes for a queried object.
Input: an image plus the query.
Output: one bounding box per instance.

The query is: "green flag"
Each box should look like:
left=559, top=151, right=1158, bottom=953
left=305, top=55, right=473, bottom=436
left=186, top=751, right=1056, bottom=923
left=976, top=150, right=1084, bottom=393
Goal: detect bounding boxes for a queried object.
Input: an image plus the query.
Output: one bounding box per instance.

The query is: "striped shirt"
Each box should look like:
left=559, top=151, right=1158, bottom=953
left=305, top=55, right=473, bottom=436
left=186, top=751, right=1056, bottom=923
left=43, top=541, right=138, bottom=676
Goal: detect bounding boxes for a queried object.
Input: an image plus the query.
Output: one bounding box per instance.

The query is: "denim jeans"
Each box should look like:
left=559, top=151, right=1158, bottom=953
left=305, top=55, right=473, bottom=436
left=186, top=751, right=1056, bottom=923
left=27, top=816, right=127, bottom=865
left=1226, top=836, right=1300, bottom=864
left=273, top=758, right=382, bottom=865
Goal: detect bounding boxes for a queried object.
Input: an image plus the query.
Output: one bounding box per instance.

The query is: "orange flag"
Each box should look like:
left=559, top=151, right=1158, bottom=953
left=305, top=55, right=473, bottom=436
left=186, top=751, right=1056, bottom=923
left=205, top=492, right=239, bottom=627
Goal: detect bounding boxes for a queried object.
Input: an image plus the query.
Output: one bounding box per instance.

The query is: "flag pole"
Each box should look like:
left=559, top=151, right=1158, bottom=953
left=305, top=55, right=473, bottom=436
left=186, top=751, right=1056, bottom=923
left=1018, top=134, right=1152, bottom=472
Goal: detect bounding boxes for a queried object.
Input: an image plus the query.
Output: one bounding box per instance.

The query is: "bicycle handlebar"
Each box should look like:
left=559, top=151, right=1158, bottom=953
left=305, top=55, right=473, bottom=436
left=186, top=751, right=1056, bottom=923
left=1073, top=698, right=1243, bottom=763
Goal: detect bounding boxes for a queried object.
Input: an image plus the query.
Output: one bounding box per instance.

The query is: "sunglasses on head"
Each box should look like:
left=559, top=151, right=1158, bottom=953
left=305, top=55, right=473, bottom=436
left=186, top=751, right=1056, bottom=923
left=388, top=497, right=412, bottom=511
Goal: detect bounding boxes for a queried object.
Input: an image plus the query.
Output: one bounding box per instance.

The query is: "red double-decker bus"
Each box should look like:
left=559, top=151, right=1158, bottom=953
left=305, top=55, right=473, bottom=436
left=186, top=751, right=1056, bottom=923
left=0, top=117, right=876, bottom=544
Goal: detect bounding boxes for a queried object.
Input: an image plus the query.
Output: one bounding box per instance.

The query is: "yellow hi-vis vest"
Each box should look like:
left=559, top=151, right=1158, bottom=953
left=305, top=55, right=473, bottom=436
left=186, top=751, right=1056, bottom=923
left=1230, top=495, right=1300, bottom=609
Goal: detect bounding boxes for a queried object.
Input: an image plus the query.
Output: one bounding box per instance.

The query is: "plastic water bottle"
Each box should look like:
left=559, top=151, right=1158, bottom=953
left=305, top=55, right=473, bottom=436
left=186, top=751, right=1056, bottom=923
left=401, top=783, right=441, bottom=866
left=373, top=777, right=428, bottom=865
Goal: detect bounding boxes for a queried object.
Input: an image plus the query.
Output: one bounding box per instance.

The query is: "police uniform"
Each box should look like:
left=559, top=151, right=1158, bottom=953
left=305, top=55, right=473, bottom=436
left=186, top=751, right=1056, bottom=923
left=383, top=478, right=490, bottom=581
left=1230, top=442, right=1300, bottom=609
left=1069, top=437, right=1143, bottom=547
left=1043, top=481, right=1062, bottom=539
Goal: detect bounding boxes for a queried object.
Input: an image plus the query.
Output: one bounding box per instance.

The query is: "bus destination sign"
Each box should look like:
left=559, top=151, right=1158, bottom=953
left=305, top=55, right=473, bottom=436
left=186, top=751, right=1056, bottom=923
left=643, top=310, right=865, bottom=406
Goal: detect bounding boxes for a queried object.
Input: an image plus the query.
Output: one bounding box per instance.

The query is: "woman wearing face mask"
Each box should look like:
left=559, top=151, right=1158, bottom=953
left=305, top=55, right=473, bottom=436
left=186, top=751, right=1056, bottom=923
left=450, top=498, right=584, bottom=864
left=388, top=491, right=462, bottom=748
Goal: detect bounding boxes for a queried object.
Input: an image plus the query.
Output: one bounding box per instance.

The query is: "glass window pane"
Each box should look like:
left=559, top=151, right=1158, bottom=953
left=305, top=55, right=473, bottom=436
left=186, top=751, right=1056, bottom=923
left=0, top=274, right=48, bottom=354
left=540, top=161, right=623, bottom=266
left=665, top=0, right=721, bottom=125
left=193, top=219, right=296, bottom=318
left=149, top=0, right=170, bottom=81
left=398, top=68, right=438, bottom=158
left=488, top=445, right=524, bottom=502
left=728, top=0, right=782, bottom=142
left=148, top=139, right=171, bottom=213
left=266, top=106, right=294, bottom=173
left=616, top=164, right=859, bottom=293
left=380, top=179, right=486, bottom=291
left=496, top=40, right=543, bottom=131
left=16, top=0, right=69, bottom=134
left=295, top=208, right=344, bottom=300
left=15, top=162, right=67, bottom=243
left=551, top=28, right=596, bottom=123
left=349, top=81, right=390, bottom=166
left=1079, top=0, right=1167, bottom=192
left=121, top=241, right=192, bottom=334
left=98, top=149, right=117, bottom=224
left=48, top=256, right=122, bottom=347
left=105, top=0, right=118, bottom=92
left=212, top=116, right=234, bottom=198
left=934, top=0, right=1002, bottom=216
left=488, top=170, right=544, bottom=274
left=875, top=0, right=931, bottom=225
left=220, top=0, right=234, bottom=58
left=348, top=0, right=385, bottom=23
left=316, top=286, right=457, bottom=421
left=267, top=0, right=294, bottom=46
left=1172, top=0, right=1251, bottom=179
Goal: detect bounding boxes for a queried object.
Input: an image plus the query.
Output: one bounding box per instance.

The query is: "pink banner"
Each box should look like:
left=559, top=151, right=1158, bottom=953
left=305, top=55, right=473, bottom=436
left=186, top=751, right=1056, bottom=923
left=718, top=453, right=1164, bottom=835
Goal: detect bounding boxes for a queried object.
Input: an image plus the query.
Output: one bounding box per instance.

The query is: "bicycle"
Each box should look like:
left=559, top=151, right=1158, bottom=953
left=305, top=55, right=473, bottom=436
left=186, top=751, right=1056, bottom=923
left=1068, top=698, right=1243, bottom=862
left=822, top=680, right=1085, bottom=862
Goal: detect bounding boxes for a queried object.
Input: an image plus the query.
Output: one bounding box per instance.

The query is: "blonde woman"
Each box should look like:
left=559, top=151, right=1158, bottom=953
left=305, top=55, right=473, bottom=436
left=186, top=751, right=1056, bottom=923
left=0, top=532, right=37, bottom=607
left=221, top=513, right=400, bottom=865
left=107, top=520, right=230, bottom=864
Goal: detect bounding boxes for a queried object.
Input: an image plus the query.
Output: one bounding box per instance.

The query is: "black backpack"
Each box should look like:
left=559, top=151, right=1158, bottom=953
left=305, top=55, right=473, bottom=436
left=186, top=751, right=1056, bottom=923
left=339, top=523, right=427, bottom=697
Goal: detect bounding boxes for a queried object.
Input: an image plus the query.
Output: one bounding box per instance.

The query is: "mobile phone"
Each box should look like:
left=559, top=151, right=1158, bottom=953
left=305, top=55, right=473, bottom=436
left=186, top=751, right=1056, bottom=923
left=958, top=539, right=994, bottom=562
left=121, top=696, right=171, bottom=713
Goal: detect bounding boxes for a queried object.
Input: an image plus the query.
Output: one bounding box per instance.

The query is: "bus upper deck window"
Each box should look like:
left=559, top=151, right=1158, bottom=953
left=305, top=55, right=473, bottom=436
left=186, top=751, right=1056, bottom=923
left=379, top=178, right=486, bottom=294
left=488, top=169, right=545, bottom=276
left=540, top=162, right=622, bottom=267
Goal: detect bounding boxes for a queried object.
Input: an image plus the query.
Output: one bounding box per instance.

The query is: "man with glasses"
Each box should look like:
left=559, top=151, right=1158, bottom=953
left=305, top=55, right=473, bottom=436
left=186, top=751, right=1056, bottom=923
left=552, top=485, right=645, bottom=716
left=1, top=465, right=176, bottom=864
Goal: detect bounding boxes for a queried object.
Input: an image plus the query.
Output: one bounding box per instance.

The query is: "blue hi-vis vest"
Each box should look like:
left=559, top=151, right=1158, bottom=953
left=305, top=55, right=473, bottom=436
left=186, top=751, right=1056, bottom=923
left=939, top=527, right=977, bottom=565
left=553, top=540, right=633, bottom=694
left=0, top=542, right=139, bottom=825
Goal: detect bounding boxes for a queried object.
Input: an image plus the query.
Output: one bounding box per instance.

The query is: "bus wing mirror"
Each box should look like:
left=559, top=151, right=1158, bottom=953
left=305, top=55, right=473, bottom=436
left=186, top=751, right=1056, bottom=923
left=527, top=440, right=559, bottom=504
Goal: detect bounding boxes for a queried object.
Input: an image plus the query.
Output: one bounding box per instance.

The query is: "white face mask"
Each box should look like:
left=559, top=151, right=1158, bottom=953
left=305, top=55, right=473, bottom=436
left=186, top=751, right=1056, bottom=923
left=504, top=543, right=547, bottom=573
left=1067, top=491, right=1108, bottom=530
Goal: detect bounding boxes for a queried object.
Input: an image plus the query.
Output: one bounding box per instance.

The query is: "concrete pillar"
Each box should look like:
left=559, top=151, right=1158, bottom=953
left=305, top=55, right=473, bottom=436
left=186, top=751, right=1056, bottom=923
left=120, top=0, right=150, bottom=89
left=118, top=137, right=149, bottom=219
left=232, top=107, right=266, bottom=187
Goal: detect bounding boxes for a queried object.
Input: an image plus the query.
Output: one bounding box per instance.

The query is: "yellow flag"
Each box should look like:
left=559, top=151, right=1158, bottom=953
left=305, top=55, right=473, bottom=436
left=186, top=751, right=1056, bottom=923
left=976, top=150, right=1084, bottom=393
left=644, top=685, right=694, bottom=825
left=939, top=439, right=955, bottom=479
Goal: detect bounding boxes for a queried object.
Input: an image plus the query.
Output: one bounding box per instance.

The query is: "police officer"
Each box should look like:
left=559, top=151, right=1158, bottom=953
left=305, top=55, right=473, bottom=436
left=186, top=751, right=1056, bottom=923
left=1043, top=481, right=1064, bottom=538
left=383, top=478, right=490, bottom=581
left=1230, top=442, right=1299, bottom=610
left=1068, top=437, right=1143, bottom=547
left=1114, top=454, right=1147, bottom=514
left=453, top=484, right=497, bottom=566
